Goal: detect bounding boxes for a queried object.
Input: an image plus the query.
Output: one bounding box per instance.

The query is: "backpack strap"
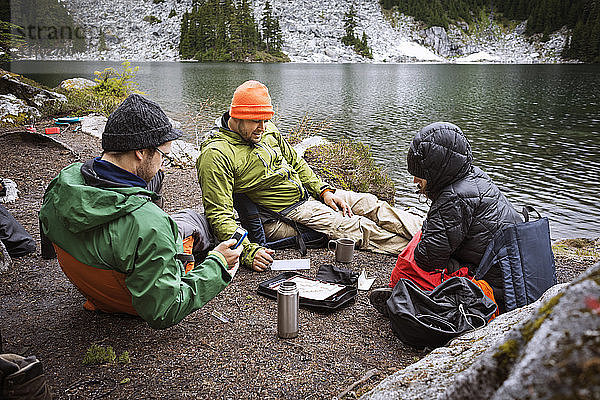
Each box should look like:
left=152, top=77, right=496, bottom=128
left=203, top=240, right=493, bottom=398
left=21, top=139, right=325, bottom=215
left=521, top=206, right=542, bottom=223
left=258, top=203, right=309, bottom=257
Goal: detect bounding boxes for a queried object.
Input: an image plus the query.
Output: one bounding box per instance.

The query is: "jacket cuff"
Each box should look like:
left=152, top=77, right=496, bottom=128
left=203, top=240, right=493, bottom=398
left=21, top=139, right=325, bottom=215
left=241, top=243, right=262, bottom=269
left=207, top=250, right=227, bottom=269
left=320, top=187, right=335, bottom=199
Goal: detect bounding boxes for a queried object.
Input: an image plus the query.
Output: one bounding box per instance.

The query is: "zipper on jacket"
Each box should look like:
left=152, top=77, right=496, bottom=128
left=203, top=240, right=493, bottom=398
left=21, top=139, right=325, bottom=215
left=255, top=142, right=304, bottom=199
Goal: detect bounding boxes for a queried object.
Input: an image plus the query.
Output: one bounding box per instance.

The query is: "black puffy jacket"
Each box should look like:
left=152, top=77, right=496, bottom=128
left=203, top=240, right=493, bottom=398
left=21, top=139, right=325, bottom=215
left=407, top=122, right=522, bottom=284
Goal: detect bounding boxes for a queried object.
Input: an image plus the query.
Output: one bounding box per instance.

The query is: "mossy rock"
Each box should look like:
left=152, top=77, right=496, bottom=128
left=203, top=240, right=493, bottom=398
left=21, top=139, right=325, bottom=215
left=520, top=292, right=563, bottom=342
left=492, top=339, right=521, bottom=377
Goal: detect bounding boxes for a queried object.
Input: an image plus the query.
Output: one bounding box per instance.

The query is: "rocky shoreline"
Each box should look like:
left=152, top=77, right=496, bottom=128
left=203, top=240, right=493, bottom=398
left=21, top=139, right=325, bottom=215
left=15, top=0, right=571, bottom=63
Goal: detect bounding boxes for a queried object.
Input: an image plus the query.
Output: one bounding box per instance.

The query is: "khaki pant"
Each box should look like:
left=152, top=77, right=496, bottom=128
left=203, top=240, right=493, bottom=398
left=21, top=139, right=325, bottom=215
left=263, top=190, right=422, bottom=254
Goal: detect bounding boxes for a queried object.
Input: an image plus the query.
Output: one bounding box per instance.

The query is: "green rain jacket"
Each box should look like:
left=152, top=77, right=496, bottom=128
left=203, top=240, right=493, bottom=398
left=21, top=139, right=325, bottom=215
left=39, top=163, right=232, bottom=329
left=196, top=114, right=332, bottom=267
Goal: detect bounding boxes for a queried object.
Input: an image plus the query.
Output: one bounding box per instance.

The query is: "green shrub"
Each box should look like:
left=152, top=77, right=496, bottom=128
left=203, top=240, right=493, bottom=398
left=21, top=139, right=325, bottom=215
left=83, top=344, right=116, bottom=365
left=168, top=9, right=176, bottom=18
left=51, top=87, right=124, bottom=117
left=305, top=140, right=395, bottom=204
left=287, top=115, right=395, bottom=204
left=83, top=344, right=131, bottom=365
left=250, top=50, right=290, bottom=62
left=92, top=61, right=141, bottom=98
left=45, top=61, right=143, bottom=117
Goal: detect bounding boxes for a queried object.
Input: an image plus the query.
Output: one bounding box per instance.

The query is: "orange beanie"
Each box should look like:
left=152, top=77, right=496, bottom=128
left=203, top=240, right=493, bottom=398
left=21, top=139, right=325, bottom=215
left=229, top=80, right=274, bottom=120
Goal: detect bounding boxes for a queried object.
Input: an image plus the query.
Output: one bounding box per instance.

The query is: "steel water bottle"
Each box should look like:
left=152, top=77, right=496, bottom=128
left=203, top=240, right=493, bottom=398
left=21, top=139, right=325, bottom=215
left=277, top=281, right=299, bottom=338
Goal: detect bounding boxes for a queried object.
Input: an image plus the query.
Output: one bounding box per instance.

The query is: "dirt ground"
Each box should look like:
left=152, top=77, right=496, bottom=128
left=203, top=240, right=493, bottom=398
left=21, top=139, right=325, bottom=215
left=0, top=125, right=597, bottom=400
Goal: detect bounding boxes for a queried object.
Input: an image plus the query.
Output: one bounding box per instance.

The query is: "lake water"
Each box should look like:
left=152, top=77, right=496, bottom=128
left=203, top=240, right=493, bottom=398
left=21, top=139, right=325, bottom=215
left=8, top=61, right=600, bottom=239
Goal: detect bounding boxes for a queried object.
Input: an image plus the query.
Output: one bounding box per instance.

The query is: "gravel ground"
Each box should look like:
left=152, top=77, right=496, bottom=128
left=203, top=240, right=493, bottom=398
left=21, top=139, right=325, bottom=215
left=0, top=125, right=597, bottom=400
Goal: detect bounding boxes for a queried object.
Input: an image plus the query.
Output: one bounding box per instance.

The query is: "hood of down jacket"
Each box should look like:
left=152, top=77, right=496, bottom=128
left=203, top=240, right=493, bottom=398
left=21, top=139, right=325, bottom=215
left=407, top=122, right=473, bottom=201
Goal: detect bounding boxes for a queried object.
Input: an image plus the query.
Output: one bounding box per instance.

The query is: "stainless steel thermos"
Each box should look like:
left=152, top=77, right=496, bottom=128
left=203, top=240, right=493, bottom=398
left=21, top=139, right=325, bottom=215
left=277, top=281, right=299, bottom=338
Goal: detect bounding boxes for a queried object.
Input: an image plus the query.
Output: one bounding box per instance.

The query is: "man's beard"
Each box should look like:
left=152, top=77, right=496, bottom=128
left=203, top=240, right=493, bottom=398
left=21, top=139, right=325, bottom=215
left=136, top=157, right=157, bottom=184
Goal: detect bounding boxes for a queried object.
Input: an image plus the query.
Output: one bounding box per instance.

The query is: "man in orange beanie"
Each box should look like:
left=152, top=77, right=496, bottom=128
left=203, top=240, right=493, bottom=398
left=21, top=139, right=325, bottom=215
left=197, top=80, right=422, bottom=271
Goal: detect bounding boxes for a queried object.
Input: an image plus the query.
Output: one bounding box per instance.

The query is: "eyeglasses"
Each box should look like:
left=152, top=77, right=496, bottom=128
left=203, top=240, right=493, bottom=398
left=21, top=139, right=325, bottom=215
left=154, top=147, right=175, bottom=167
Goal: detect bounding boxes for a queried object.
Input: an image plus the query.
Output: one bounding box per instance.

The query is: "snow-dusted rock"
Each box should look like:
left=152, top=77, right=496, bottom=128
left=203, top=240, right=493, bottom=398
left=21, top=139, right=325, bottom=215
left=0, top=71, right=67, bottom=107
left=18, top=0, right=571, bottom=63
left=0, top=240, right=11, bottom=274
left=423, top=26, right=451, bottom=56
left=455, top=51, right=502, bottom=63
left=171, top=139, right=199, bottom=167
left=441, top=263, right=600, bottom=400
left=168, top=117, right=182, bottom=130
left=0, top=71, right=66, bottom=125
left=362, top=262, right=600, bottom=400
left=0, top=179, right=20, bottom=204
left=292, top=136, right=328, bottom=158
left=19, top=0, right=193, bottom=61
left=361, top=284, right=567, bottom=400
left=58, top=78, right=98, bottom=91
left=81, top=114, right=107, bottom=139
left=515, top=21, right=527, bottom=35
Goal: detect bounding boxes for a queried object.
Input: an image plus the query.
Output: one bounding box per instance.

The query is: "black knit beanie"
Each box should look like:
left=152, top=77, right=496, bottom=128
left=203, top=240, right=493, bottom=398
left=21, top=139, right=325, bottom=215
left=102, top=94, right=182, bottom=151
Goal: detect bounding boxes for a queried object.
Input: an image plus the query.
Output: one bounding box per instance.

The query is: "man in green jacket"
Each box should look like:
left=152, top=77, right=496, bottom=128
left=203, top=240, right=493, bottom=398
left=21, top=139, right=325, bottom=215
left=197, top=81, right=422, bottom=271
left=39, top=94, right=241, bottom=329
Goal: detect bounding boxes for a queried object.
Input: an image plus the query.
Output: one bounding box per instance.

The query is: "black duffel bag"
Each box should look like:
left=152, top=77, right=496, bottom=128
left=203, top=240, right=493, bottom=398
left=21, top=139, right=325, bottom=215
left=388, top=277, right=497, bottom=349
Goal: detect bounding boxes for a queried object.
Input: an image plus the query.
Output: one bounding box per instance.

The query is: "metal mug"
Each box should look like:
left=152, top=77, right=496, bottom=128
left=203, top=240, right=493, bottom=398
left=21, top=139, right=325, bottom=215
left=328, top=238, right=355, bottom=263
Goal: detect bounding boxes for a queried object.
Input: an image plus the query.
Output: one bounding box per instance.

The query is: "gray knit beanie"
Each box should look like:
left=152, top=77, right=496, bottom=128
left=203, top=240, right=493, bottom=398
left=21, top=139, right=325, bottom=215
left=102, top=94, right=182, bottom=151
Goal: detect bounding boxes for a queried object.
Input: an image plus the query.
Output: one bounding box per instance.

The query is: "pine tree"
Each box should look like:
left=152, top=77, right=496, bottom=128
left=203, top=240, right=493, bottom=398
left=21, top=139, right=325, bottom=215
left=239, top=0, right=259, bottom=50
left=589, top=9, right=600, bottom=61
left=271, top=18, right=283, bottom=53
left=341, top=6, right=372, bottom=58
left=0, top=21, right=25, bottom=61
left=359, top=31, right=373, bottom=58
left=179, top=12, right=190, bottom=58
left=98, top=29, right=108, bottom=52
left=230, top=4, right=243, bottom=59
left=342, top=5, right=357, bottom=47
left=262, top=0, right=274, bottom=52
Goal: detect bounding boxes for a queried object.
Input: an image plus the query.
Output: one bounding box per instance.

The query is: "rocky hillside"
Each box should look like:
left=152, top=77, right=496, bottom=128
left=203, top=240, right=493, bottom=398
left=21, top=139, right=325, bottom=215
left=21, top=0, right=568, bottom=63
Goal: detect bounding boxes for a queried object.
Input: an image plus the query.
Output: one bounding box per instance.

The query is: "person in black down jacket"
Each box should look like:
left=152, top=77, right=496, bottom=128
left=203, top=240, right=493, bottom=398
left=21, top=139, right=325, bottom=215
left=407, top=121, right=522, bottom=307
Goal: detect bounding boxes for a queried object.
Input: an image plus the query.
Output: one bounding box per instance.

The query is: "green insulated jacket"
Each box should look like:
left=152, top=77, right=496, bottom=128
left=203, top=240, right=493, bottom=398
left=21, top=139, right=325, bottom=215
left=39, top=163, right=232, bottom=329
left=197, top=116, right=331, bottom=267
